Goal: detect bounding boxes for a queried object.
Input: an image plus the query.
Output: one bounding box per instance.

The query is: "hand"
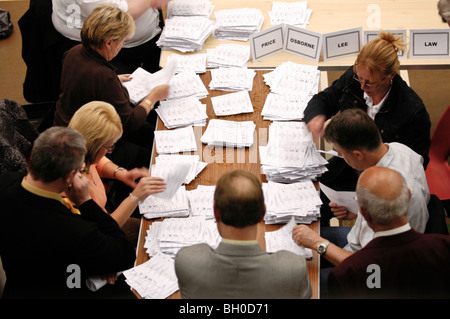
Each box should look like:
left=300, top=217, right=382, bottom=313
left=306, top=115, right=326, bottom=139
left=116, top=167, right=150, bottom=188
left=130, top=177, right=166, bottom=203
left=148, top=84, right=170, bottom=103
left=118, top=74, right=133, bottom=82
left=150, top=0, right=170, bottom=9
left=292, top=225, right=324, bottom=250
left=329, top=202, right=357, bottom=220
left=67, top=171, right=91, bottom=206
left=101, top=273, right=118, bottom=285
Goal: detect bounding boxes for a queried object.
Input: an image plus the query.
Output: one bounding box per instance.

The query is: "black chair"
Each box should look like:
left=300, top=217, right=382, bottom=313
left=21, top=101, right=55, bottom=133
left=424, top=194, right=449, bottom=235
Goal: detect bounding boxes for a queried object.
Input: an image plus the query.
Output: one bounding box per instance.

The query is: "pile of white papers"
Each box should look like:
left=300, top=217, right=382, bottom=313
left=187, top=185, right=216, bottom=219
left=207, top=43, right=250, bottom=68
left=209, top=67, right=255, bottom=91
left=156, top=96, right=207, bottom=129
left=213, top=8, right=264, bottom=41
left=166, top=53, right=207, bottom=74
left=211, top=91, right=253, bottom=116
left=166, top=0, right=214, bottom=19
left=123, top=253, right=178, bottom=299
left=156, top=16, right=215, bottom=52
left=263, top=180, right=322, bottom=224
left=265, top=217, right=313, bottom=259
left=259, top=121, right=328, bottom=182
left=139, top=186, right=190, bottom=219
left=201, top=119, right=256, bottom=148
left=151, top=159, right=191, bottom=200
left=144, top=216, right=221, bottom=258
left=268, top=1, right=312, bottom=28
left=261, top=92, right=310, bottom=121
left=155, top=154, right=207, bottom=185
left=154, top=126, right=197, bottom=154
left=167, top=71, right=209, bottom=100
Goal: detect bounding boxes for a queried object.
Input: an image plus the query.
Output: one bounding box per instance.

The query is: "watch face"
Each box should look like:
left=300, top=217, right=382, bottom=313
left=318, top=245, right=325, bottom=254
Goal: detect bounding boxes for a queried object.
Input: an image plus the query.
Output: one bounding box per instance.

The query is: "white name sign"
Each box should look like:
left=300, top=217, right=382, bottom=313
left=322, top=27, right=362, bottom=61
left=364, top=30, right=407, bottom=59
left=250, top=25, right=285, bottom=62
left=284, top=25, right=323, bottom=62
left=409, top=29, right=450, bottom=59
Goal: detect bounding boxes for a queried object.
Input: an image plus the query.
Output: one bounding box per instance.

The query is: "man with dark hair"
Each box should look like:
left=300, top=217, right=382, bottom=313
left=0, top=127, right=136, bottom=298
left=175, top=169, right=312, bottom=299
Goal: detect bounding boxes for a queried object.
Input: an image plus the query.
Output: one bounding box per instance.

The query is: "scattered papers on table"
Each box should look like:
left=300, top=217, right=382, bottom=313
left=156, top=96, right=207, bottom=129
left=201, top=119, right=256, bottom=148
left=268, top=1, right=312, bottom=27
left=211, top=91, right=253, bottom=116
left=166, top=53, right=207, bottom=74
left=213, top=8, right=264, bottom=41
left=187, top=185, right=216, bottom=219
left=155, top=154, right=207, bottom=185
left=139, top=185, right=190, bottom=219
left=123, top=253, right=179, bottom=299
left=156, top=16, right=215, bottom=52
left=209, top=67, right=255, bottom=91
left=263, top=180, right=322, bottom=224
left=261, top=93, right=310, bottom=121
left=260, top=121, right=328, bottom=182
left=166, top=0, right=214, bottom=19
left=167, top=71, right=209, bottom=100
left=154, top=126, right=197, bottom=154
left=207, top=43, right=250, bottom=68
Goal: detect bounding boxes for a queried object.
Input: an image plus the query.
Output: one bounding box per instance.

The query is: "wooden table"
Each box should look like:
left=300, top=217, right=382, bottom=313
left=134, top=70, right=320, bottom=299
left=160, top=0, right=450, bottom=70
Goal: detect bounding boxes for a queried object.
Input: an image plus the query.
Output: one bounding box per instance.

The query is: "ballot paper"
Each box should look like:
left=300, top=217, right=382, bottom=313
left=156, top=96, right=208, bottom=129
left=155, top=154, right=207, bottom=185
left=166, top=53, right=207, bottom=74
left=151, top=160, right=192, bottom=200
left=187, top=185, right=216, bottom=219
left=263, top=180, right=322, bottom=224
left=319, top=182, right=359, bottom=214
left=265, top=217, right=313, bottom=259
left=268, top=1, right=312, bottom=28
left=261, top=92, right=310, bottom=121
left=210, top=91, right=253, bottom=116
left=166, top=71, right=209, bottom=100
left=123, top=253, right=179, bottom=299
left=154, top=126, right=197, bottom=154
left=122, top=59, right=178, bottom=105
left=209, top=67, right=255, bottom=91
left=213, top=8, right=264, bottom=41
left=139, top=186, right=190, bottom=219
left=207, top=43, right=250, bottom=68
left=166, top=0, right=214, bottom=19
left=201, top=119, right=256, bottom=148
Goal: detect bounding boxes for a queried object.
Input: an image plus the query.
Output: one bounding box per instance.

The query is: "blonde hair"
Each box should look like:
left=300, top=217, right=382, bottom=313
left=68, top=101, right=123, bottom=166
left=354, top=31, right=407, bottom=80
left=81, top=4, right=135, bottom=49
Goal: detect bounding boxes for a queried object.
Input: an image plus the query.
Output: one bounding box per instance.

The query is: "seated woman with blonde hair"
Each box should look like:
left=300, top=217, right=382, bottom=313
left=68, top=101, right=166, bottom=245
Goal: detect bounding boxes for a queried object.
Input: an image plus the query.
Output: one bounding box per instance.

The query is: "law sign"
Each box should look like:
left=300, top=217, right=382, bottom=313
left=322, top=27, right=363, bottom=61
left=284, top=25, right=323, bottom=62
left=409, top=29, right=450, bottom=59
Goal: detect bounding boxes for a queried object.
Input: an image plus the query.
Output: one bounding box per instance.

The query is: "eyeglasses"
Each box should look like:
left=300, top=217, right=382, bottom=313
left=353, top=74, right=387, bottom=88
left=102, top=144, right=115, bottom=152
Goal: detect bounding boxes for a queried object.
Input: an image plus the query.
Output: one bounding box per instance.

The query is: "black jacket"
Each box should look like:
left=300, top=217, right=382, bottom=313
left=304, top=66, right=431, bottom=168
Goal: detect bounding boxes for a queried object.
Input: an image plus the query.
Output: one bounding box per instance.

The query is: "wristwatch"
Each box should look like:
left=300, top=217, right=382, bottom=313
left=317, top=241, right=330, bottom=255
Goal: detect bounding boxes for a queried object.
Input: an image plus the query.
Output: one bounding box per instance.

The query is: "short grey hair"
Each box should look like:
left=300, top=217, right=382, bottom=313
left=356, top=172, right=410, bottom=225
left=29, top=127, right=87, bottom=183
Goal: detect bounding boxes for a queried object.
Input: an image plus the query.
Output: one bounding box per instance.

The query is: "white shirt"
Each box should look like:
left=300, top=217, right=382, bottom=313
left=344, top=143, right=429, bottom=252
left=51, top=0, right=161, bottom=48
left=373, top=223, right=411, bottom=238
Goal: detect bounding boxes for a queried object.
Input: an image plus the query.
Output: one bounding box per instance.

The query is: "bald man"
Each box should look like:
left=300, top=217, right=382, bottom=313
left=326, top=166, right=450, bottom=298
left=174, top=169, right=312, bottom=299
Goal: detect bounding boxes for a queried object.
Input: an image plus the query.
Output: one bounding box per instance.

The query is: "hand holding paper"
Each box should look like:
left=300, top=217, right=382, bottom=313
left=319, top=182, right=359, bottom=215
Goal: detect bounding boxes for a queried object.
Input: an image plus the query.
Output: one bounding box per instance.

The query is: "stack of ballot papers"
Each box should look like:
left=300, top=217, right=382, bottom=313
left=207, top=43, right=250, bottom=68
left=259, top=121, right=328, bottom=182
left=187, top=185, right=215, bottom=219
left=166, top=71, right=209, bottom=100
left=210, top=91, right=253, bottom=116
left=209, top=67, right=255, bottom=91
left=265, top=217, right=313, bottom=259
left=261, top=93, right=311, bottom=121
left=144, top=216, right=221, bottom=258
left=166, top=0, right=214, bottom=19
left=166, top=53, right=207, bottom=74
left=156, top=16, right=215, bottom=52
left=154, top=126, right=197, bottom=154
left=201, top=119, right=256, bottom=148
left=155, top=155, right=207, bottom=185
left=139, top=185, right=189, bottom=219
left=123, top=253, right=178, bottom=299
left=156, top=96, right=208, bottom=129
left=122, top=59, right=177, bottom=105
left=263, top=180, right=322, bottom=224
left=268, top=1, right=312, bottom=27
left=213, top=8, right=264, bottom=41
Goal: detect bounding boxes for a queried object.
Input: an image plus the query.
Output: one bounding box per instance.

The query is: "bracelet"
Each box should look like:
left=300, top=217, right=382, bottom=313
left=129, top=193, right=142, bottom=205
left=113, top=167, right=125, bottom=179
